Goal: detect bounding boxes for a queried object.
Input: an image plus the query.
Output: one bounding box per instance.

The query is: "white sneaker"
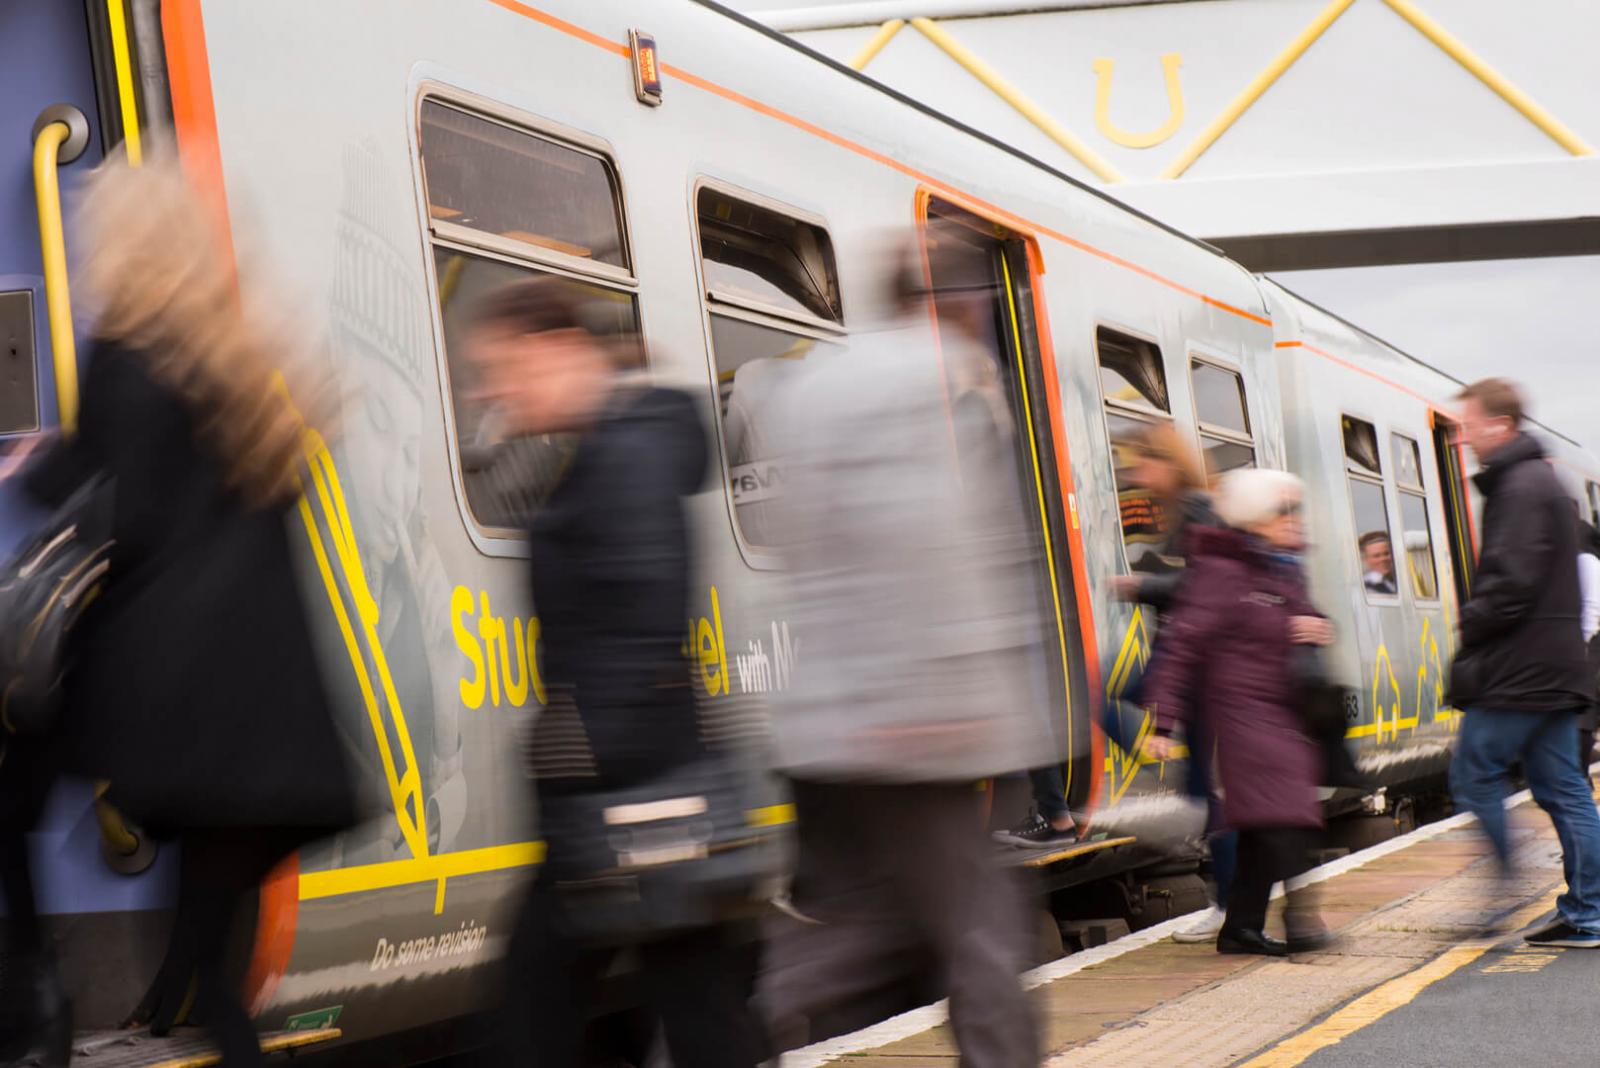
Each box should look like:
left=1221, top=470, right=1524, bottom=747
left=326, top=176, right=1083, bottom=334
left=1172, top=906, right=1226, bottom=943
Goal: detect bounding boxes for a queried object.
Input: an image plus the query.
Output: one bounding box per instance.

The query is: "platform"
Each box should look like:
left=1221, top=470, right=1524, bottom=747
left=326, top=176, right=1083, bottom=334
left=783, top=794, right=1585, bottom=1067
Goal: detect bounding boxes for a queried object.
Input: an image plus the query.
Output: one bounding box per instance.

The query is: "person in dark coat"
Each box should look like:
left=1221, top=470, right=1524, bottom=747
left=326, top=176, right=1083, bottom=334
left=1448, top=378, right=1600, bottom=948
left=8, top=157, right=360, bottom=1066
left=1142, top=468, right=1333, bottom=957
left=467, top=278, right=762, bottom=1068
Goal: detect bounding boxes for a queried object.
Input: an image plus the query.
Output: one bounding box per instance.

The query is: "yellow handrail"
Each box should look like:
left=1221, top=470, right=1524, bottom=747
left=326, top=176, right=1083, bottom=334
left=32, top=122, right=79, bottom=434
left=106, top=0, right=144, bottom=166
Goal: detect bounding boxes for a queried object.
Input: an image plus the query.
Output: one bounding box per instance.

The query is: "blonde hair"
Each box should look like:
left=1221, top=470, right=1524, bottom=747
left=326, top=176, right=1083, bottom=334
left=1214, top=468, right=1303, bottom=531
left=1131, top=422, right=1207, bottom=496
left=75, top=154, right=322, bottom=507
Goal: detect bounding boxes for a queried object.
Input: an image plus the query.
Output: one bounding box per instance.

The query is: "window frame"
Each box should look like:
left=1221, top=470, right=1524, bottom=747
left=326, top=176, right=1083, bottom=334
left=1341, top=412, right=1401, bottom=605
left=413, top=84, right=644, bottom=557
left=1390, top=431, right=1441, bottom=604
left=1093, top=321, right=1174, bottom=576
left=1186, top=353, right=1256, bottom=475
left=690, top=176, right=845, bottom=571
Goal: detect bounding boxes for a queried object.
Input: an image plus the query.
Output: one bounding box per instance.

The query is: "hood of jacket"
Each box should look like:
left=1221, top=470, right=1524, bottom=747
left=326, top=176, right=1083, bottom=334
left=1188, top=523, right=1272, bottom=565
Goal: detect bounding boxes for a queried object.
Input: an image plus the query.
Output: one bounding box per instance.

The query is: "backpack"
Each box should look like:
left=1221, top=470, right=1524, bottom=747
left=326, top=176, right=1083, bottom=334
left=0, top=476, right=113, bottom=737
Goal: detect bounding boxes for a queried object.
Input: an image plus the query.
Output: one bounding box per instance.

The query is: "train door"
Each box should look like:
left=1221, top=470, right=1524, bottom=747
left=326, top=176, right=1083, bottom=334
left=920, top=197, right=1093, bottom=809
left=1431, top=415, right=1476, bottom=603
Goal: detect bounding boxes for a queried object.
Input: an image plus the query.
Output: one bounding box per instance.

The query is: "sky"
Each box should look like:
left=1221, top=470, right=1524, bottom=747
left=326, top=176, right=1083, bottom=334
left=1273, top=258, right=1600, bottom=454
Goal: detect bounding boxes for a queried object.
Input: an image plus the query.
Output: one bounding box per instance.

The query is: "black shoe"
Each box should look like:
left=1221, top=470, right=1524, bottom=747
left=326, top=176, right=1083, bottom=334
left=1216, top=927, right=1288, bottom=957
left=992, top=811, right=1077, bottom=849
left=1524, top=919, right=1600, bottom=948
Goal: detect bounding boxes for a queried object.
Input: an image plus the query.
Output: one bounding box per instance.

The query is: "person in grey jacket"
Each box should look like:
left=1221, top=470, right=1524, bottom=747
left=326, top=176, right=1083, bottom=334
left=759, top=252, right=1060, bottom=1067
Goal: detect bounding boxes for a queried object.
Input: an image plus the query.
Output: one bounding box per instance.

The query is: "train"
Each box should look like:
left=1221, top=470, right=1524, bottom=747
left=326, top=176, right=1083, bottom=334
left=3, top=0, right=1598, bottom=1057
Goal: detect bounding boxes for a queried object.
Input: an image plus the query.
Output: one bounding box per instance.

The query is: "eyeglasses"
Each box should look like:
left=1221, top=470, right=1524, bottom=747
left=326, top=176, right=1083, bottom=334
left=1277, top=499, right=1303, bottom=518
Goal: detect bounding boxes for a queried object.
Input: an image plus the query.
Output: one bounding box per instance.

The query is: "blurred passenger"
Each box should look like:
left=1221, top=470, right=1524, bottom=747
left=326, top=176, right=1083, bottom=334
left=15, top=155, right=359, bottom=1065
left=760, top=246, right=1058, bottom=1066
left=995, top=423, right=1216, bottom=851
left=468, top=279, right=763, bottom=1068
left=1448, top=379, right=1600, bottom=948
left=1142, top=469, right=1334, bottom=957
left=1359, top=531, right=1398, bottom=594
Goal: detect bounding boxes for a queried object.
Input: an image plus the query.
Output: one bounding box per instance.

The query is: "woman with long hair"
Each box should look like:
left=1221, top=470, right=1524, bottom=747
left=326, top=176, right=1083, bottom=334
left=997, top=424, right=1219, bottom=855
left=14, top=155, right=358, bottom=1066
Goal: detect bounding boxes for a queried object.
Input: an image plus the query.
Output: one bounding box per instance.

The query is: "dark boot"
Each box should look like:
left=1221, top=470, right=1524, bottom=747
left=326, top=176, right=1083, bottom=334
left=0, top=952, right=72, bottom=1068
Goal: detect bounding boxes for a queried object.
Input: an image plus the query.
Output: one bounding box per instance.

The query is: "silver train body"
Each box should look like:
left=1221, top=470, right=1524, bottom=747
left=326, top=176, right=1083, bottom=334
left=28, top=0, right=1600, bottom=1048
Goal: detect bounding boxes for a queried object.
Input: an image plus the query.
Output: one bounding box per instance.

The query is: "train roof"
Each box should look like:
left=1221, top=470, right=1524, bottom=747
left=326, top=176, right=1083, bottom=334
left=690, top=0, right=1233, bottom=264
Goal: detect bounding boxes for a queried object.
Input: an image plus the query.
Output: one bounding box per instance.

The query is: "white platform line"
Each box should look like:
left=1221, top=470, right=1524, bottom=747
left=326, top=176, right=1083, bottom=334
left=780, top=789, right=1536, bottom=1068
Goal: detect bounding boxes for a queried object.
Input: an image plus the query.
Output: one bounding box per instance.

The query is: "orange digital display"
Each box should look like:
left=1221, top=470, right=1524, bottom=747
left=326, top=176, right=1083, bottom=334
left=630, top=29, right=662, bottom=106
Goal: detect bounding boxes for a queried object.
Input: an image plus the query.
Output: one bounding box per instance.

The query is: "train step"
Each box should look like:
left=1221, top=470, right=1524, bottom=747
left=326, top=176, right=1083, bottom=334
left=1008, top=834, right=1137, bottom=869
left=70, top=1026, right=340, bottom=1068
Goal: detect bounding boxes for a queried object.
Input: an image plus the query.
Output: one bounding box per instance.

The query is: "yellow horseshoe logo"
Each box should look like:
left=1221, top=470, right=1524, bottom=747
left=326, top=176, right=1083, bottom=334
left=1092, top=53, right=1186, bottom=149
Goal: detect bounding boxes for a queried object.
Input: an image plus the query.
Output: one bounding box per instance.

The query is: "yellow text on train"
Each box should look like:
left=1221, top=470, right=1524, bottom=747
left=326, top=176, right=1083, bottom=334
left=451, top=585, right=733, bottom=709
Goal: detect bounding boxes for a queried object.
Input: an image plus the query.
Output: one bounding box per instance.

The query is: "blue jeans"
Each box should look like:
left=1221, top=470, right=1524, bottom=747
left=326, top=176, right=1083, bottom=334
left=1451, top=707, right=1600, bottom=932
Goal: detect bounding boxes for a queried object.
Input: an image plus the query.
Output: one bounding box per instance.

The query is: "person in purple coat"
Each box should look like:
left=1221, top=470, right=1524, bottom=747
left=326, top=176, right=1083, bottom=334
left=1142, top=468, right=1334, bottom=957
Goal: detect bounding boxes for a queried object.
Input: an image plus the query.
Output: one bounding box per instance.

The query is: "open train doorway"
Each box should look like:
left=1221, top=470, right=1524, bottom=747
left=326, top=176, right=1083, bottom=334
left=1431, top=414, right=1476, bottom=605
left=919, top=197, right=1094, bottom=812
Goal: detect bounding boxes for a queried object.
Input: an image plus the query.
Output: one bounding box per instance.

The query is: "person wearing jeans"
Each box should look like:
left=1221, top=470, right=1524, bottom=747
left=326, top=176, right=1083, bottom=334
left=1448, top=378, right=1600, bottom=948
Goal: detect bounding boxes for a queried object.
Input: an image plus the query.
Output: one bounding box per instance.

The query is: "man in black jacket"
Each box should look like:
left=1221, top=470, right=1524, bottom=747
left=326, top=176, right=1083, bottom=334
left=1449, top=377, right=1600, bottom=948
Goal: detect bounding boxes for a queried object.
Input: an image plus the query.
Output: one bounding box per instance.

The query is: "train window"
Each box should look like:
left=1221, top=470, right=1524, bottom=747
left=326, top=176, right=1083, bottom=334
left=699, top=188, right=841, bottom=325
left=1097, top=327, right=1171, bottom=572
left=1343, top=415, right=1382, bottom=477
left=1392, top=433, right=1439, bottom=600
left=420, top=97, right=641, bottom=540
left=433, top=249, right=642, bottom=530
left=1588, top=481, right=1600, bottom=527
left=1190, top=359, right=1255, bottom=474
left=697, top=188, right=842, bottom=554
left=419, top=100, right=629, bottom=269
left=1392, top=434, right=1425, bottom=490
left=1098, top=330, right=1168, bottom=416
left=1344, top=416, right=1397, bottom=598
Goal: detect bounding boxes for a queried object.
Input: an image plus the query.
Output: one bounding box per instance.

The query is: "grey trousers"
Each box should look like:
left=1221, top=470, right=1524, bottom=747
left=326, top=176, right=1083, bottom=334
left=760, top=780, right=1039, bottom=1068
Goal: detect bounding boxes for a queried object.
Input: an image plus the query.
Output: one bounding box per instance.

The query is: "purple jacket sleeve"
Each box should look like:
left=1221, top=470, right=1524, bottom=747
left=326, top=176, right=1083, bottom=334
left=1141, top=554, right=1226, bottom=737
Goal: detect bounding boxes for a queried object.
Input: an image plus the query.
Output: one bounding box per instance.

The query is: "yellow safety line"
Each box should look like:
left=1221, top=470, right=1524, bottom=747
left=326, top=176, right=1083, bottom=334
left=299, top=842, right=544, bottom=902
left=1381, top=0, right=1595, bottom=157
left=1160, top=0, right=1356, bottom=180
left=32, top=123, right=78, bottom=433
left=105, top=0, right=143, bottom=165
left=849, top=18, right=905, bottom=71
left=909, top=18, right=1125, bottom=184
left=1240, top=889, right=1560, bottom=1067
left=1000, top=252, right=1076, bottom=798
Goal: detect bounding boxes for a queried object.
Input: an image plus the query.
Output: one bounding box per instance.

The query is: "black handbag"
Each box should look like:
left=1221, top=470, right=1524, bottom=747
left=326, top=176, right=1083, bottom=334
left=1290, top=645, right=1369, bottom=790
left=0, top=476, right=113, bottom=737
left=532, top=688, right=789, bottom=945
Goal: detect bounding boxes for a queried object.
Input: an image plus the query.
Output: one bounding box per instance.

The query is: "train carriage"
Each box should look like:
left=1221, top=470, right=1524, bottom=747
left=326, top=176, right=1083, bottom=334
left=2, top=0, right=1597, bottom=1058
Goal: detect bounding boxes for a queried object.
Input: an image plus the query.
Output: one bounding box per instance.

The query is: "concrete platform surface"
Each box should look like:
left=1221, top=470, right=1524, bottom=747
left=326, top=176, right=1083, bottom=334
left=783, top=797, right=1582, bottom=1067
